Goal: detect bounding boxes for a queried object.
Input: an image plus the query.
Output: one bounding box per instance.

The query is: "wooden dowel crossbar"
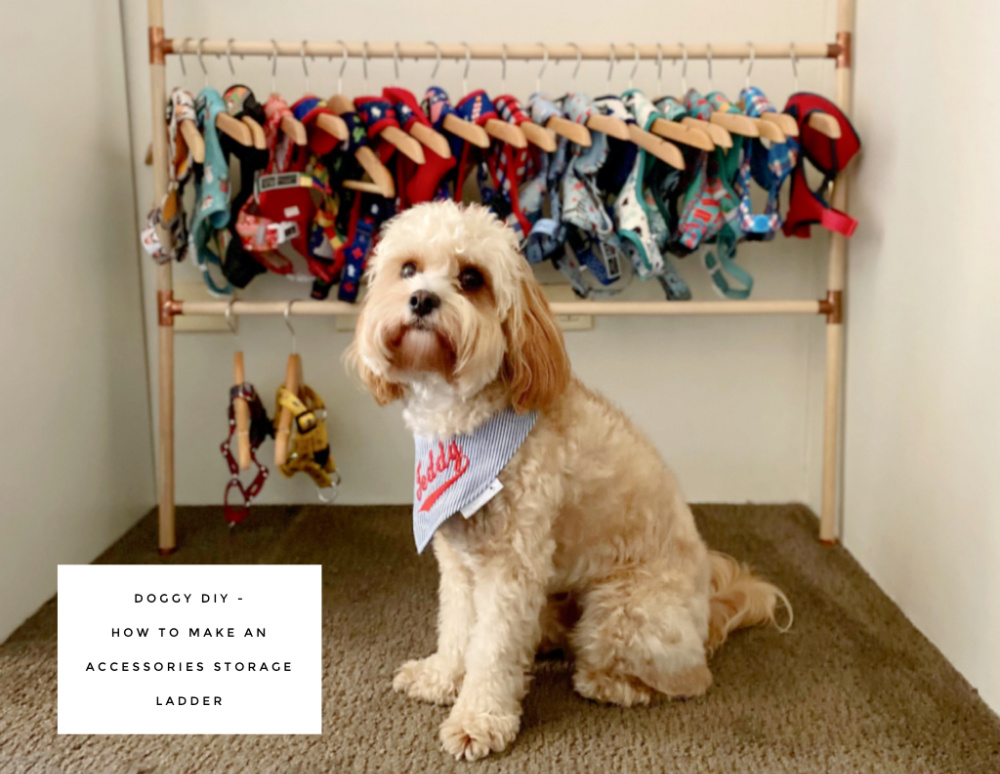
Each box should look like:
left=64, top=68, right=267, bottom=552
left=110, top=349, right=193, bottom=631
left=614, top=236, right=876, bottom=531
left=174, top=299, right=824, bottom=318
left=163, top=39, right=839, bottom=62
left=149, top=4, right=855, bottom=554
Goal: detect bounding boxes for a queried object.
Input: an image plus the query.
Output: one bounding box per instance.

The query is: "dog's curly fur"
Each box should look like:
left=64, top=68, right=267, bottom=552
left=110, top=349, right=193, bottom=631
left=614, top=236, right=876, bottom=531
left=347, top=201, right=791, bottom=761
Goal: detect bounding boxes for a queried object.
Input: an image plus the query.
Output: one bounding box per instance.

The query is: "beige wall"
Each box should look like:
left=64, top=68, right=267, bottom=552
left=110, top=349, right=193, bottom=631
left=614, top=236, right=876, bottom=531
left=120, top=0, right=835, bottom=508
left=844, top=0, right=1000, bottom=712
left=0, top=0, right=155, bottom=641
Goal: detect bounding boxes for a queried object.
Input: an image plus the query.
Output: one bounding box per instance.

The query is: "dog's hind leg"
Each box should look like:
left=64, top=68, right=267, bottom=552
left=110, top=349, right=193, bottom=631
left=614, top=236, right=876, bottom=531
left=570, top=565, right=712, bottom=706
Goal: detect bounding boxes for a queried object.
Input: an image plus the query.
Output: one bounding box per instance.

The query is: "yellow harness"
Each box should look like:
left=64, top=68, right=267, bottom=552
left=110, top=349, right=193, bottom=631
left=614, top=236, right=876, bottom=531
left=274, top=384, right=340, bottom=497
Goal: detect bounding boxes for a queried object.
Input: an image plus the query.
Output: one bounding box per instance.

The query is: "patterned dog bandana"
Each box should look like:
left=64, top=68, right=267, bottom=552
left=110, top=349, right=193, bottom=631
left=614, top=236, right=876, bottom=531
left=190, top=87, right=234, bottom=297
left=412, top=407, right=536, bottom=553
left=141, top=88, right=197, bottom=265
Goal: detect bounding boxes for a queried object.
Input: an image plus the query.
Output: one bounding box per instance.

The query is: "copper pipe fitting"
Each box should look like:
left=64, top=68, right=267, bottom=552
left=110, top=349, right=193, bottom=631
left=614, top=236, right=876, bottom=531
left=149, top=26, right=166, bottom=65
left=835, top=31, right=851, bottom=69
left=819, top=290, right=843, bottom=324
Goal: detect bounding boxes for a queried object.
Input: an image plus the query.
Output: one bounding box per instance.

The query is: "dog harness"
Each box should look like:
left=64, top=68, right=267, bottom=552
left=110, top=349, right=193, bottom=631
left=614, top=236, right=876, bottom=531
left=221, top=383, right=273, bottom=526
left=782, top=92, right=862, bottom=239
left=190, top=87, right=234, bottom=297
left=276, top=383, right=340, bottom=499
left=141, top=88, right=196, bottom=265
left=412, top=407, right=537, bottom=553
left=384, top=87, right=457, bottom=206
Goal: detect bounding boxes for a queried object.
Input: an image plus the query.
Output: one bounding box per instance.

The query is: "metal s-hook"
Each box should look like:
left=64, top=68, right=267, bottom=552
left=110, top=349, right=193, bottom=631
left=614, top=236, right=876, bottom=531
left=225, top=38, right=238, bottom=76
left=427, top=41, right=442, bottom=80
left=362, top=41, right=370, bottom=92
left=337, top=40, right=348, bottom=93
left=177, top=37, right=190, bottom=77
left=628, top=42, right=639, bottom=89
left=461, top=41, right=471, bottom=94
left=680, top=42, right=688, bottom=94
left=568, top=42, right=582, bottom=88
left=197, top=37, right=209, bottom=87
left=745, top=42, right=756, bottom=90
left=706, top=42, right=713, bottom=91
left=535, top=43, right=548, bottom=93
left=500, top=43, right=508, bottom=93
left=301, top=40, right=310, bottom=92
left=270, top=38, right=279, bottom=94
left=225, top=299, right=237, bottom=334
left=790, top=42, right=799, bottom=91
left=284, top=301, right=297, bottom=354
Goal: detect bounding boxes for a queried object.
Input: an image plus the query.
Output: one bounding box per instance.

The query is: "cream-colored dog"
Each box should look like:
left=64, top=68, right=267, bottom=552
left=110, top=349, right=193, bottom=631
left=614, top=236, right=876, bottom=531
left=348, top=201, right=790, bottom=761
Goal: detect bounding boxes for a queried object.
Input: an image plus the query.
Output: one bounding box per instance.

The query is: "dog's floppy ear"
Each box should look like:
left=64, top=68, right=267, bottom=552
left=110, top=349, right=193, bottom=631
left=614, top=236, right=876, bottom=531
left=502, top=275, right=571, bottom=413
left=344, top=308, right=404, bottom=406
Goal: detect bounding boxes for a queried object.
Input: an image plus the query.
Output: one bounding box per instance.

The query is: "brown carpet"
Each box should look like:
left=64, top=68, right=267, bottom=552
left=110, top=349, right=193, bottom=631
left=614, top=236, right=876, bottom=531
left=2, top=504, right=999, bottom=773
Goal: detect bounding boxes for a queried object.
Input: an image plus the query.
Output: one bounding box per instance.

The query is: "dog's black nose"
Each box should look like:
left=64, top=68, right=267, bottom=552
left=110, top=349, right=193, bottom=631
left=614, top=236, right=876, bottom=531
left=409, top=290, right=440, bottom=318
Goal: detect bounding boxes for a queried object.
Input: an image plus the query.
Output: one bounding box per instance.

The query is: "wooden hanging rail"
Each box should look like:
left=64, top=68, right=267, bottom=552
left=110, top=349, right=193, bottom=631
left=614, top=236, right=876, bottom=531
left=159, top=40, right=843, bottom=63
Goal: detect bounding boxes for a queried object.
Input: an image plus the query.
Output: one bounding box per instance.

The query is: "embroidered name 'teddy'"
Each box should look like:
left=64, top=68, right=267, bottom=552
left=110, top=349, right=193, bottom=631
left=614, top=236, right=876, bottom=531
left=412, top=407, right=536, bottom=553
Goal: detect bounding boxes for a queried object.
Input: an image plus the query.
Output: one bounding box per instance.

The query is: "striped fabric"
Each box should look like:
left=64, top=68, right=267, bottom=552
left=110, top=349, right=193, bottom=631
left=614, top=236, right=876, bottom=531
left=412, top=407, right=538, bottom=553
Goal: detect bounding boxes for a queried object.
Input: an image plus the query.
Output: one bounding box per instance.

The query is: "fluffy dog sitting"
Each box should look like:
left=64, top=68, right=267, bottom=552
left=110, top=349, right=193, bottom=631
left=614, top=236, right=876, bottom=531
left=348, top=201, right=791, bottom=761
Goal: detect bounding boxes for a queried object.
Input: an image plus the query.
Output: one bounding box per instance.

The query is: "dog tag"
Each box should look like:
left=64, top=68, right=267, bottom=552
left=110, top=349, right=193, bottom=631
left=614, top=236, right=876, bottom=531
left=460, top=479, right=504, bottom=519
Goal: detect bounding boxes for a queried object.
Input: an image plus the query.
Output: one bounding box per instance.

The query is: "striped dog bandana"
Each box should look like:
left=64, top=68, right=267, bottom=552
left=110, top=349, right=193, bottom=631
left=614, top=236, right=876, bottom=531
left=412, top=407, right=537, bottom=553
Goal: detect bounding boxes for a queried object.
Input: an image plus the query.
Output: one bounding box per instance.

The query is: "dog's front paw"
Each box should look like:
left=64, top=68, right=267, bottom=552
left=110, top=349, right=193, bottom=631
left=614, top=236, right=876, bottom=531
left=392, top=655, right=463, bottom=705
left=439, top=705, right=520, bottom=761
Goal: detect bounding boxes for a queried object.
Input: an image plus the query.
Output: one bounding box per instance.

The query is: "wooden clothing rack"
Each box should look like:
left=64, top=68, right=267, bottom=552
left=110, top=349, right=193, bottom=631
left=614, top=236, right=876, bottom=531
left=146, top=0, right=856, bottom=554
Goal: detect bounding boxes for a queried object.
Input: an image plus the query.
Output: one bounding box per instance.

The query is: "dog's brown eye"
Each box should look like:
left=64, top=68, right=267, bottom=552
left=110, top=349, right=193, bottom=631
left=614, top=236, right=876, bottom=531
left=459, top=266, right=484, bottom=292
left=401, top=261, right=417, bottom=279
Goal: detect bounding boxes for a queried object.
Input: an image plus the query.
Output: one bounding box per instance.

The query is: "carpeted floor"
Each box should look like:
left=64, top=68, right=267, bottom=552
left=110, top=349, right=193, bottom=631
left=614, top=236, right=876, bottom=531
left=2, top=504, right=1000, bottom=773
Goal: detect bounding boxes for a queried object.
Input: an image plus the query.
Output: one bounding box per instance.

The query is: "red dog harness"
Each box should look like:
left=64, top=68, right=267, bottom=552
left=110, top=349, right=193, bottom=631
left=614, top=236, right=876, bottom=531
left=782, top=93, right=862, bottom=239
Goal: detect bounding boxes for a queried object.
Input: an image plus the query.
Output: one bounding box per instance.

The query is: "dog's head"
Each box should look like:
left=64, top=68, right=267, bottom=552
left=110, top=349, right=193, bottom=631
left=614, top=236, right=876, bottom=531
left=347, top=201, right=570, bottom=412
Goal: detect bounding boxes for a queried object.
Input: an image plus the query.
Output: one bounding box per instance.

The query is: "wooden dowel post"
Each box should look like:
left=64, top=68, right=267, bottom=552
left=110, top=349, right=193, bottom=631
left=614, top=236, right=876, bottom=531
left=149, top=0, right=176, bottom=555
left=820, top=0, right=855, bottom=544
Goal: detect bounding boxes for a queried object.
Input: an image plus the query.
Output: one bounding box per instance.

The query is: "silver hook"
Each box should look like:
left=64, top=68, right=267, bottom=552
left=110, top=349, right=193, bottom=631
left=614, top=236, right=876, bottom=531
left=225, top=299, right=237, bottom=334
left=427, top=41, right=442, bottom=80
left=656, top=43, right=664, bottom=95
left=337, top=40, right=348, bottom=93
left=745, top=42, right=755, bottom=90
left=177, top=37, right=189, bottom=77
left=607, top=43, right=616, bottom=84
left=393, top=42, right=400, bottom=81
left=706, top=43, right=713, bottom=91
left=535, top=43, right=548, bottom=93
left=790, top=42, right=799, bottom=92
left=225, top=38, right=238, bottom=76
left=270, top=39, right=278, bottom=94
left=362, top=41, right=369, bottom=92
left=197, top=37, right=209, bottom=87
left=680, top=42, right=688, bottom=93
left=628, top=42, right=639, bottom=89
left=284, top=301, right=297, bottom=354
left=301, top=40, right=310, bottom=92
left=568, top=42, right=582, bottom=87
left=500, top=43, right=507, bottom=93
left=461, top=41, right=471, bottom=94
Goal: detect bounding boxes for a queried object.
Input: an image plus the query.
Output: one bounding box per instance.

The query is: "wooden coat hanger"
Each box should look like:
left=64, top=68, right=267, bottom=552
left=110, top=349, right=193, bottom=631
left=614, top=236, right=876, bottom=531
left=701, top=44, right=759, bottom=140
left=784, top=43, right=840, bottom=139
left=226, top=303, right=251, bottom=471
left=298, top=41, right=348, bottom=143
left=387, top=45, right=452, bottom=158
left=735, top=45, right=786, bottom=143
left=191, top=38, right=254, bottom=148
left=179, top=119, right=206, bottom=163
left=263, top=40, right=307, bottom=147
left=646, top=46, right=714, bottom=151
left=274, top=304, right=303, bottom=468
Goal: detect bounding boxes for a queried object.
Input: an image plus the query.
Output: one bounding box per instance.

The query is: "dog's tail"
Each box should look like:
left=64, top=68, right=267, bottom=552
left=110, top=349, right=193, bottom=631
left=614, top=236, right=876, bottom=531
left=705, top=551, right=792, bottom=656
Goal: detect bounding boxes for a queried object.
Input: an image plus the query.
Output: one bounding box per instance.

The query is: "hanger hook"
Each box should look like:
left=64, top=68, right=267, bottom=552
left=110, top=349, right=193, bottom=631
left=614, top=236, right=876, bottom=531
left=393, top=42, right=400, bottom=81
left=745, top=42, right=755, bottom=90
left=362, top=41, right=369, bottom=92
left=427, top=40, right=441, bottom=80
left=270, top=39, right=279, bottom=94
left=337, top=40, right=348, bottom=93
left=706, top=42, right=713, bottom=91
left=284, top=301, right=297, bottom=353
left=535, top=43, right=548, bottom=93
left=176, top=37, right=190, bottom=77
left=197, top=37, right=208, bottom=87
left=656, top=43, right=664, bottom=95
left=461, top=41, right=471, bottom=94
left=225, top=299, right=237, bottom=334
left=500, top=43, right=507, bottom=93
left=680, top=42, right=688, bottom=93
left=300, top=40, right=311, bottom=92
left=607, top=43, right=616, bottom=84
left=790, top=42, right=799, bottom=91
left=568, top=42, right=582, bottom=87
left=628, top=42, right=639, bottom=89
left=225, top=38, right=238, bottom=76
